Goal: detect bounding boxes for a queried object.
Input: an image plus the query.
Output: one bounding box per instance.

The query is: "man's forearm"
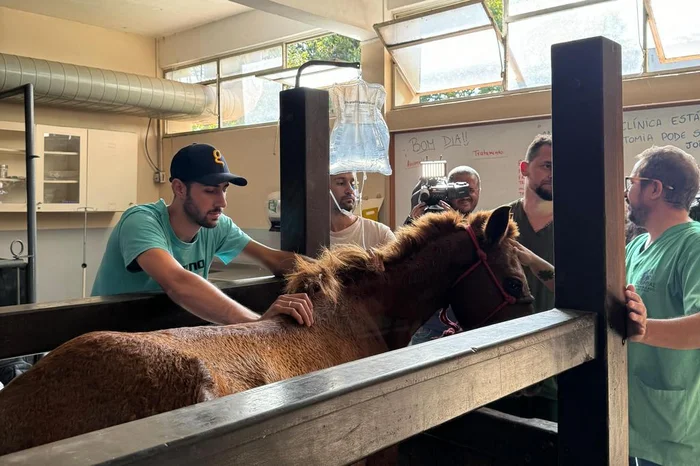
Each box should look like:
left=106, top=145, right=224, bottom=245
left=166, top=271, right=261, bottom=325
left=528, top=257, right=555, bottom=293
left=271, top=250, right=314, bottom=276
left=642, top=314, right=700, bottom=350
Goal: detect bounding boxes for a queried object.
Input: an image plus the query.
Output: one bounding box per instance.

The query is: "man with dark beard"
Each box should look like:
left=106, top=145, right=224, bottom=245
left=91, top=143, right=314, bottom=327
left=488, top=134, right=557, bottom=422
left=329, top=172, right=395, bottom=249
left=509, top=134, right=554, bottom=314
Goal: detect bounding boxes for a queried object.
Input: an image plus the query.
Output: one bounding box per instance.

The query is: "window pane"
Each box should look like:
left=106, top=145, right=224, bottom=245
left=165, top=62, right=216, bottom=84
left=647, top=26, right=700, bottom=72
left=378, top=3, right=489, bottom=46
left=485, top=0, right=504, bottom=31
left=419, top=85, right=503, bottom=103
left=508, top=0, right=589, bottom=16
left=220, top=77, right=281, bottom=127
left=393, top=28, right=503, bottom=94
left=259, top=65, right=359, bottom=88
left=166, top=84, right=219, bottom=134
left=648, top=0, right=700, bottom=61
left=220, top=46, right=283, bottom=78
left=506, top=0, right=642, bottom=90
left=286, top=34, right=361, bottom=68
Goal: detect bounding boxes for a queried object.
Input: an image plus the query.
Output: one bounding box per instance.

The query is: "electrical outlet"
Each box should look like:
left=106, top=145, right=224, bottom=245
left=153, top=171, right=166, bottom=184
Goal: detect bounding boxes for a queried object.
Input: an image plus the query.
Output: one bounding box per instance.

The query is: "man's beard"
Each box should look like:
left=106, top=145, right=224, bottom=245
left=332, top=195, right=356, bottom=213
left=184, top=196, right=220, bottom=228
left=627, top=202, right=650, bottom=227
left=535, top=185, right=553, bottom=201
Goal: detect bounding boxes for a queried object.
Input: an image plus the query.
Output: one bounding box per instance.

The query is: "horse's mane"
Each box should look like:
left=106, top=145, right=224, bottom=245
left=284, top=209, right=519, bottom=304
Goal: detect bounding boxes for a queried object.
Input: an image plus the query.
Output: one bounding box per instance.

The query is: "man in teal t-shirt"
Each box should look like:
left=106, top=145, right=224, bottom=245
left=91, top=143, right=314, bottom=328
left=624, top=145, right=700, bottom=466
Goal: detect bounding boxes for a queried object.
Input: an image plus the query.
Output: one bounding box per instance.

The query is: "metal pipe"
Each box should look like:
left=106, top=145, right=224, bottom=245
left=0, top=84, right=37, bottom=304
left=24, top=85, right=37, bottom=304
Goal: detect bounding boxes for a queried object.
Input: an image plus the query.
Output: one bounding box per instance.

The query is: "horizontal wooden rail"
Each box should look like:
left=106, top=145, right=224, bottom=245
left=0, top=276, right=284, bottom=360
left=0, top=309, right=595, bottom=466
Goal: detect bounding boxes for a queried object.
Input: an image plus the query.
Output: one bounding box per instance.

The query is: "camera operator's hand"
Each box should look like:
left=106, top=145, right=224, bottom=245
left=410, top=201, right=452, bottom=219
left=410, top=202, right=428, bottom=219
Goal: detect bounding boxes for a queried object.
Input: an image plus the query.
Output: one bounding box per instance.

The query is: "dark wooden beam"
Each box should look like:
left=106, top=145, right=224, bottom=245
left=279, top=87, right=330, bottom=257
left=551, top=36, right=628, bottom=464
left=0, top=277, right=284, bottom=360
left=1, top=310, right=594, bottom=465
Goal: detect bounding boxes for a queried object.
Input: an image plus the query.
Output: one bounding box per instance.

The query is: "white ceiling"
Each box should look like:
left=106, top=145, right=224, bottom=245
left=0, top=0, right=252, bottom=37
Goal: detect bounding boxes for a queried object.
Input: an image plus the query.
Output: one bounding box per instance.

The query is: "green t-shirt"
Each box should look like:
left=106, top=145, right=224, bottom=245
left=626, top=222, right=700, bottom=466
left=91, top=199, right=251, bottom=296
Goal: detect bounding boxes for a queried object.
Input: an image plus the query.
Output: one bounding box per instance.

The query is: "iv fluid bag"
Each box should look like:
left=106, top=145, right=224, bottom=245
left=329, top=79, right=392, bottom=176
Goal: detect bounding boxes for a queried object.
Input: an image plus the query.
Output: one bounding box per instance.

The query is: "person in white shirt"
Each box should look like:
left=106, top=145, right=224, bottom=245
left=329, top=172, right=395, bottom=249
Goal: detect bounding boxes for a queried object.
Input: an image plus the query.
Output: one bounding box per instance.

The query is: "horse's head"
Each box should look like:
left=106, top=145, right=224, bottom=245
left=447, top=205, right=535, bottom=331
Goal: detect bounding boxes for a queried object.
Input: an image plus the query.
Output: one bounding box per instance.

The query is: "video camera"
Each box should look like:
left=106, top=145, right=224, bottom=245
left=414, top=159, right=471, bottom=213
left=690, top=193, right=700, bottom=222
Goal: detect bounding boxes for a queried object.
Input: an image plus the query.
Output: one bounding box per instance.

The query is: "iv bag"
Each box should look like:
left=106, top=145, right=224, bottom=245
left=329, top=79, right=392, bottom=176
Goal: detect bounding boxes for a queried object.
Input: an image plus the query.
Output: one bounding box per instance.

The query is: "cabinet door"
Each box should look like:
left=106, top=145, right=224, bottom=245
left=0, top=122, right=30, bottom=212
left=86, top=129, right=137, bottom=212
left=36, top=125, right=88, bottom=212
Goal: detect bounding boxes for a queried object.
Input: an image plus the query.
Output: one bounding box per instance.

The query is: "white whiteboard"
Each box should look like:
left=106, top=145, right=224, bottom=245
left=393, top=103, right=700, bottom=223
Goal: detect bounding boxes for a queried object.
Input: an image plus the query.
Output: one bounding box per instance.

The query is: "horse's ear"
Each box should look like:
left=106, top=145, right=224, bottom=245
left=484, top=205, right=512, bottom=245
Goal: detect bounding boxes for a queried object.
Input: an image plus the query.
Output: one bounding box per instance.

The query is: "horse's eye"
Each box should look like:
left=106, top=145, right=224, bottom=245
left=503, top=278, right=523, bottom=297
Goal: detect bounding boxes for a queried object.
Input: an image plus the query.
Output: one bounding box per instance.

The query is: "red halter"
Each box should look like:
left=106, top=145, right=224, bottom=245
left=439, top=225, right=517, bottom=336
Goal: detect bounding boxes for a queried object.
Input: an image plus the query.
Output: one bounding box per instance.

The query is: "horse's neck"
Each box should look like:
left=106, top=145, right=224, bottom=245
left=360, top=232, right=476, bottom=349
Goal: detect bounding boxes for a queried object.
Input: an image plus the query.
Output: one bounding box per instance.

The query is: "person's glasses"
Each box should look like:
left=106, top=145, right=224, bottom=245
left=624, top=176, right=675, bottom=193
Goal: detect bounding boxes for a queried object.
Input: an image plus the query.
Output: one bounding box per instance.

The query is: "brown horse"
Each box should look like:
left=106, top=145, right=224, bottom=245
left=0, top=206, right=534, bottom=457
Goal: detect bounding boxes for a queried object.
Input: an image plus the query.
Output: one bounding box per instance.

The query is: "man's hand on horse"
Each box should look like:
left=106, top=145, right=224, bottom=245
left=626, top=284, right=647, bottom=342
left=262, top=293, right=314, bottom=326
left=512, top=242, right=536, bottom=267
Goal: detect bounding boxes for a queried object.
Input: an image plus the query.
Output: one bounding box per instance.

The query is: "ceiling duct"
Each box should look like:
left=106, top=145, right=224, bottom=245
left=0, top=53, right=223, bottom=120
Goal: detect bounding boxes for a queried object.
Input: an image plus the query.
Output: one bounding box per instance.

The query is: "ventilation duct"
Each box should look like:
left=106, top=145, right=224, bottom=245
left=0, top=53, right=247, bottom=121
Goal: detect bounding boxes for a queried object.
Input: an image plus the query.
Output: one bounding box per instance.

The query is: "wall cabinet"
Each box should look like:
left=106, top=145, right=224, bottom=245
left=36, top=125, right=88, bottom=212
left=0, top=122, right=30, bottom=212
left=86, top=129, right=137, bottom=212
left=0, top=122, right=137, bottom=213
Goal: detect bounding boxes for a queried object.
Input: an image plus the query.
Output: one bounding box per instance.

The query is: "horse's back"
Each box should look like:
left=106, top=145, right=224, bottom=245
left=0, top=316, right=381, bottom=456
left=0, top=329, right=215, bottom=456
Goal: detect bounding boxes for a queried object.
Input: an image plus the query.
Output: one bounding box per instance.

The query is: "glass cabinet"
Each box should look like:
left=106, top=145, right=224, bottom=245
left=36, top=126, right=87, bottom=211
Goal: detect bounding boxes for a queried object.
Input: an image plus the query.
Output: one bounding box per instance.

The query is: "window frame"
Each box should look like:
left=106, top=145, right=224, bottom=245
left=387, top=0, right=700, bottom=109
left=163, top=34, right=361, bottom=136
left=375, top=0, right=506, bottom=96
left=644, top=0, right=700, bottom=64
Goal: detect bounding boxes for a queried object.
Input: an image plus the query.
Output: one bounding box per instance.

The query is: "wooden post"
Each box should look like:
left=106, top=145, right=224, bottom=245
left=551, top=36, right=628, bottom=464
left=279, top=87, right=330, bottom=257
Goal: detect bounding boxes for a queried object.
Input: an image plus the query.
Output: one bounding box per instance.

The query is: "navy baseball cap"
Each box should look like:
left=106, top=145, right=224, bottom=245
left=169, top=143, right=247, bottom=187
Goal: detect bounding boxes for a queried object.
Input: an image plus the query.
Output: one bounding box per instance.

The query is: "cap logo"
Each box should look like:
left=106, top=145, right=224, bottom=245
left=212, top=149, right=224, bottom=165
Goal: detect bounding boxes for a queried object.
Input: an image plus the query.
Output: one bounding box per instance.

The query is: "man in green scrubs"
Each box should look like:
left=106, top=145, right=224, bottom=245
left=624, top=145, right=700, bottom=466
